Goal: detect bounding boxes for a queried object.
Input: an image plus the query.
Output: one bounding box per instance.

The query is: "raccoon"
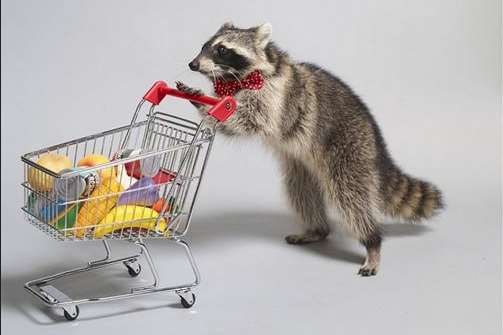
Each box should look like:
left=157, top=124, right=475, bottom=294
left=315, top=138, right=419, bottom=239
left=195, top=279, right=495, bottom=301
left=176, top=22, right=444, bottom=276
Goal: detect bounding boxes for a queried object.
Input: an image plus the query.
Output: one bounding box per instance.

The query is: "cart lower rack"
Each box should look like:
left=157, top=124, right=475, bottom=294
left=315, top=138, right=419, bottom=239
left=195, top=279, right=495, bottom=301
left=21, top=81, right=236, bottom=320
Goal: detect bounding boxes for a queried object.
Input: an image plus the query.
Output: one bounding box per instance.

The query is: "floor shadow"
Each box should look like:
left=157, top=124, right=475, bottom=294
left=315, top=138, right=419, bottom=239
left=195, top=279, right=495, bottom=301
left=1, top=265, right=85, bottom=325
left=185, top=211, right=432, bottom=262
left=383, top=222, right=432, bottom=237
left=186, top=210, right=365, bottom=264
left=302, top=239, right=364, bottom=264
left=1, top=262, right=186, bottom=325
left=2, top=210, right=433, bottom=324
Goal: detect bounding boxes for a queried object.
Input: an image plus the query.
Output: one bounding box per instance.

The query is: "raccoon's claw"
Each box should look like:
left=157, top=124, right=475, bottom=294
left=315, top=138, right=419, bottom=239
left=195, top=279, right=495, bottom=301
left=175, top=81, right=203, bottom=96
left=358, top=266, right=378, bottom=277
left=285, top=232, right=327, bottom=245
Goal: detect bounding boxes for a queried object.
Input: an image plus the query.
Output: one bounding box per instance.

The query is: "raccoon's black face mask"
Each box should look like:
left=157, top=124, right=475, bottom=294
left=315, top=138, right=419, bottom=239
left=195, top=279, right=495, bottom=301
left=188, top=22, right=272, bottom=81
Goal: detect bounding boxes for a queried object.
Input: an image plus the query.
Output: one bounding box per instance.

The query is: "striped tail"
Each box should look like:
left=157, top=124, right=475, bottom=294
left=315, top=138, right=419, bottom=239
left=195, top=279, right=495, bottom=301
left=381, top=167, right=444, bottom=222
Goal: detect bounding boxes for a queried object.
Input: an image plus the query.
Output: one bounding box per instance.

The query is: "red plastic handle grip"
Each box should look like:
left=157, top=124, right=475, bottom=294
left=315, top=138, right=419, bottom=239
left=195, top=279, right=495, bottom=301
left=143, top=81, right=237, bottom=122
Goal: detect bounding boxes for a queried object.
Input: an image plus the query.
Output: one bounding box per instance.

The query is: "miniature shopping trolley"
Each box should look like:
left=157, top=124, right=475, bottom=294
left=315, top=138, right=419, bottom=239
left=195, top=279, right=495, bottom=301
left=21, top=81, right=237, bottom=321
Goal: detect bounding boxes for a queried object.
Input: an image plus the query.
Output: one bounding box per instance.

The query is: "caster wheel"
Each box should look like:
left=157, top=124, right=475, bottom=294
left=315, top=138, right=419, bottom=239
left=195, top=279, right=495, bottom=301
left=125, top=263, right=141, bottom=277
left=63, top=306, right=79, bottom=321
left=180, top=293, right=196, bottom=308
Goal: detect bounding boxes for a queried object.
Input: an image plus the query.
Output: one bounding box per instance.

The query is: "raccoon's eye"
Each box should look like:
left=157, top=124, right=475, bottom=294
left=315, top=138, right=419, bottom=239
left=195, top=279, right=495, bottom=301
left=217, top=45, right=229, bottom=57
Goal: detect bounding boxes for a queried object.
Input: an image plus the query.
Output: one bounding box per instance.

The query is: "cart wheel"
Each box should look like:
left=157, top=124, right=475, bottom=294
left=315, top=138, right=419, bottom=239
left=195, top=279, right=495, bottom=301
left=63, top=306, right=79, bottom=321
left=179, top=293, right=196, bottom=308
left=124, top=262, right=141, bottom=277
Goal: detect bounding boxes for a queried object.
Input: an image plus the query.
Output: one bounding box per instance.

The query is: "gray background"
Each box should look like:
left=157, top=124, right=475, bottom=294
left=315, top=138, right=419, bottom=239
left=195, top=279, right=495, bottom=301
left=1, top=0, right=501, bottom=334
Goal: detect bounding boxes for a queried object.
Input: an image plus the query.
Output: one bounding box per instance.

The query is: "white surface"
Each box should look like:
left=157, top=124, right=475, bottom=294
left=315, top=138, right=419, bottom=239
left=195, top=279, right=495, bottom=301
left=1, top=0, right=501, bottom=334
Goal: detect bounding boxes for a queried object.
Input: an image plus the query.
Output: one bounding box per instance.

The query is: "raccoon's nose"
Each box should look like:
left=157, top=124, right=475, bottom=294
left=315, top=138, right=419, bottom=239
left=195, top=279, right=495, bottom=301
left=188, top=60, right=199, bottom=71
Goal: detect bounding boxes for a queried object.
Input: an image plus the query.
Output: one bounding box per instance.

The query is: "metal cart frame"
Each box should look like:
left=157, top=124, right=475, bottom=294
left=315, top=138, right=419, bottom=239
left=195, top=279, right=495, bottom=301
left=21, top=81, right=236, bottom=320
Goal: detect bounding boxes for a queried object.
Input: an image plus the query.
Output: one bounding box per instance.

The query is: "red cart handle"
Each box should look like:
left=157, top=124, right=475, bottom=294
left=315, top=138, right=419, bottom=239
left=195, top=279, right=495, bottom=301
left=143, top=81, right=237, bottom=122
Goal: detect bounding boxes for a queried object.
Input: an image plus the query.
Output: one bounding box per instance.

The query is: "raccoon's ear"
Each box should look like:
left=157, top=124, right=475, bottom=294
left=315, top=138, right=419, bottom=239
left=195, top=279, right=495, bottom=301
left=217, top=22, right=235, bottom=33
left=255, top=23, right=272, bottom=48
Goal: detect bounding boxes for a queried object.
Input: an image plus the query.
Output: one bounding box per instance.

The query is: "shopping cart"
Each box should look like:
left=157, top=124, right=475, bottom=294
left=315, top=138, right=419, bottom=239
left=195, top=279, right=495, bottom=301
left=21, top=81, right=237, bottom=321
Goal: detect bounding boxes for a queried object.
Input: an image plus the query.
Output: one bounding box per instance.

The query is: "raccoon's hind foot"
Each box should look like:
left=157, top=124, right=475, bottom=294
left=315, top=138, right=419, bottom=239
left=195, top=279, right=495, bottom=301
left=358, top=262, right=378, bottom=277
left=358, top=233, right=381, bottom=277
left=285, top=230, right=328, bottom=245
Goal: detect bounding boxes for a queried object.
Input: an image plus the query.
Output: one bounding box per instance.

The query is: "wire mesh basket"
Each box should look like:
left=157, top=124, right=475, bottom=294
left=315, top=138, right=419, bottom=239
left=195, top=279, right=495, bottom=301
left=22, top=113, right=210, bottom=241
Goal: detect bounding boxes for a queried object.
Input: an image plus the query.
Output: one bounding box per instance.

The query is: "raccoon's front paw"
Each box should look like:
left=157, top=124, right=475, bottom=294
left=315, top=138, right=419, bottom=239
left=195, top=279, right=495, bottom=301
left=175, top=81, right=204, bottom=96
left=285, top=231, right=327, bottom=245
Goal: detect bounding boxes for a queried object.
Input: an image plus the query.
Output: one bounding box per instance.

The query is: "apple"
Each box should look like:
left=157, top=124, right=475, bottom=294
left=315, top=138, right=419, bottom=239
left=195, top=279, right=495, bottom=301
left=27, top=153, right=72, bottom=191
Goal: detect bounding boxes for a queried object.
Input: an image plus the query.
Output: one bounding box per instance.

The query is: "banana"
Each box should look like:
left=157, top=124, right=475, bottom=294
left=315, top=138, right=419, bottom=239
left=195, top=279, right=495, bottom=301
left=75, top=177, right=123, bottom=237
left=93, top=205, right=169, bottom=238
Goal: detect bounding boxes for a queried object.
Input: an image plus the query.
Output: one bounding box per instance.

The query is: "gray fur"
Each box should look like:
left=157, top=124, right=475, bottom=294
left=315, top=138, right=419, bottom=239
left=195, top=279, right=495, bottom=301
left=178, top=23, right=444, bottom=276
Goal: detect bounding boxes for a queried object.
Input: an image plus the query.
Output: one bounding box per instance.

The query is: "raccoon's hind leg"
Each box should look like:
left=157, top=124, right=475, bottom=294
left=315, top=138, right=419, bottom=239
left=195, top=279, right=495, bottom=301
left=327, top=171, right=382, bottom=276
left=337, top=200, right=382, bottom=276
left=280, top=155, right=330, bottom=244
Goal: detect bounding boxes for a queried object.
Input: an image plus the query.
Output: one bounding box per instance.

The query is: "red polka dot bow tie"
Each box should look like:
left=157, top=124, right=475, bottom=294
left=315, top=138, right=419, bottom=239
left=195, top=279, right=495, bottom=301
left=213, top=70, right=264, bottom=97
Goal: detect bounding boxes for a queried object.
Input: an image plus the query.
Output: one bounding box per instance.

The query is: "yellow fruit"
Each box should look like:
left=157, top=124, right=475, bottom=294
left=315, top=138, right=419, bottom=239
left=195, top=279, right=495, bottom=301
left=27, top=153, right=72, bottom=191
left=78, top=154, right=115, bottom=180
left=74, top=177, right=123, bottom=237
left=94, top=205, right=169, bottom=238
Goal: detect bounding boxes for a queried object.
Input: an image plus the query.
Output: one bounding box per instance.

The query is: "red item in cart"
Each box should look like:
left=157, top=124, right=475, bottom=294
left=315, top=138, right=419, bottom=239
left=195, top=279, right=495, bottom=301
left=125, top=160, right=142, bottom=179
left=123, top=162, right=176, bottom=183
left=152, top=169, right=177, bottom=184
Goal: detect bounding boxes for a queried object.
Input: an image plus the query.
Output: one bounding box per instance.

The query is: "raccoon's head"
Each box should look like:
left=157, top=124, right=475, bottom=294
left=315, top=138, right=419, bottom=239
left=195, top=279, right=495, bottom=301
left=188, top=22, right=274, bottom=81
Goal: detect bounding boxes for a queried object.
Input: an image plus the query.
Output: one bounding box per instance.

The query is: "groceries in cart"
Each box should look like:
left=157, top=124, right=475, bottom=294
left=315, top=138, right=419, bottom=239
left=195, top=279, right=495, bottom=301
left=27, top=193, right=79, bottom=229
left=93, top=205, right=168, bottom=238
left=26, top=148, right=179, bottom=238
left=118, top=177, right=159, bottom=206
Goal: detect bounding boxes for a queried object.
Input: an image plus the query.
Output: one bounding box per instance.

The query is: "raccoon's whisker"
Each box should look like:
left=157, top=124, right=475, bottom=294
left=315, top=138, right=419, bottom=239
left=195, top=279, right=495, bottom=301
left=210, top=69, right=217, bottom=84
left=214, top=71, right=225, bottom=81
left=212, top=69, right=227, bottom=83
left=213, top=63, right=243, bottom=84
left=227, top=72, right=243, bottom=84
